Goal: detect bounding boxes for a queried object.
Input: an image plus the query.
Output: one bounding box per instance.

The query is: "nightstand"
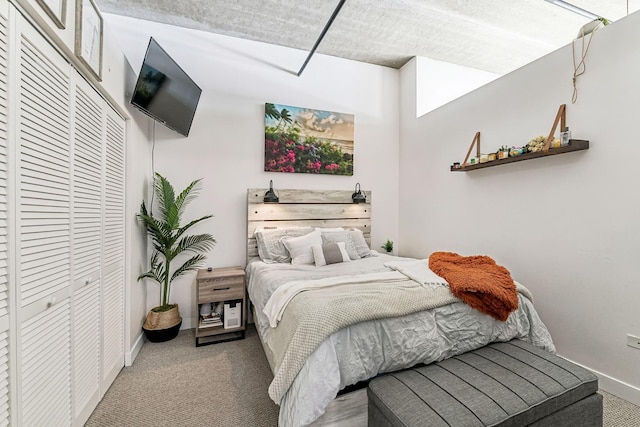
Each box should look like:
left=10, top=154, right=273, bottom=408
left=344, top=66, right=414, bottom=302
left=195, top=267, right=246, bottom=346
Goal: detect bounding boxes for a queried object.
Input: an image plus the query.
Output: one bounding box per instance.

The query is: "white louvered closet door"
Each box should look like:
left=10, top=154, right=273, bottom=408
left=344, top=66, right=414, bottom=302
left=71, top=75, right=104, bottom=426
left=15, top=13, right=72, bottom=427
left=0, top=2, right=9, bottom=425
left=101, top=110, right=125, bottom=390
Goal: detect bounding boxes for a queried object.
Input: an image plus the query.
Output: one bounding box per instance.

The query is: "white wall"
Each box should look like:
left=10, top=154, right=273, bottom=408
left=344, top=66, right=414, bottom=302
left=123, top=109, right=151, bottom=364
left=104, top=15, right=401, bottom=329
left=400, top=15, right=640, bottom=404
left=416, top=56, right=499, bottom=117
left=119, top=45, right=153, bottom=362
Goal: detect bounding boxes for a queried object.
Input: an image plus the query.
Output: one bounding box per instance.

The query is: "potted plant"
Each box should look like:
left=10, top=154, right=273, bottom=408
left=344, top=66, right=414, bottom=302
left=381, top=239, right=394, bottom=254
left=137, top=173, right=216, bottom=342
left=498, top=146, right=510, bottom=160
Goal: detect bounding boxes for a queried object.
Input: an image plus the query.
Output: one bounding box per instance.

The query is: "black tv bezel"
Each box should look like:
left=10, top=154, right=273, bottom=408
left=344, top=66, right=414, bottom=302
left=130, top=37, right=202, bottom=137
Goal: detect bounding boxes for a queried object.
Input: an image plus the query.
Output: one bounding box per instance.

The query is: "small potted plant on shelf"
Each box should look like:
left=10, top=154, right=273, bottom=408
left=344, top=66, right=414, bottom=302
left=381, top=239, right=394, bottom=254
left=498, top=146, right=510, bottom=159
left=137, top=173, right=216, bottom=342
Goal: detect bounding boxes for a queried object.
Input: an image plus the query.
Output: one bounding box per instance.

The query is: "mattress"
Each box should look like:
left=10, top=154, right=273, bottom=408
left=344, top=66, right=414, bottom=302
left=246, top=254, right=555, bottom=427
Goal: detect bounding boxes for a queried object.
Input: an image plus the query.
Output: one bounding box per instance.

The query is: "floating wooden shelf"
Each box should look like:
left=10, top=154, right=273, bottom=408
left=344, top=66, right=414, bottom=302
left=450, top=139, right=589, bottom=172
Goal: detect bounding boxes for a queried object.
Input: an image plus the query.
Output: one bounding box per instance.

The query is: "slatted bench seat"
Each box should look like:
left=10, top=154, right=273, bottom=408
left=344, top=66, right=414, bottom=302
left=367, top=339, right=603, bottom=427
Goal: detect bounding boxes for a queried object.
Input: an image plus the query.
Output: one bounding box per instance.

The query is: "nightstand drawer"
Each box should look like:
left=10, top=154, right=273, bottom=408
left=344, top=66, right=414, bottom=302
left=199, top=278, right=244, bottom=302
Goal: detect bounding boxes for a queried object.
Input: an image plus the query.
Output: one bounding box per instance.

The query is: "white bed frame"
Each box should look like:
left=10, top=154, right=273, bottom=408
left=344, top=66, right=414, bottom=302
left=246, top=188, right=372, bottom=426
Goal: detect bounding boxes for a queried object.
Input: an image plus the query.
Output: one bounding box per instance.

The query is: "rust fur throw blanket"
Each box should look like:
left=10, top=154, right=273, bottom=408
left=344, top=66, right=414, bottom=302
left=428, top=251, right=518, bottom=321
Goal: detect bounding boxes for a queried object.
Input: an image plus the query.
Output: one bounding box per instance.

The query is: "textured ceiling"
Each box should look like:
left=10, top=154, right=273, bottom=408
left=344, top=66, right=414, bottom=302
left=95, top=0, right=639, bottom=75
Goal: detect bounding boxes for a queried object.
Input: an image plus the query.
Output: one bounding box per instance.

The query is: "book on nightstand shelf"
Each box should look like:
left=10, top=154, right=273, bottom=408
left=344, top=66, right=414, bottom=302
left=199, top=320, right=222, bottom=328
left=200, top=313, right=222, bottom=328
left=201, top=313, right=221, bottom=322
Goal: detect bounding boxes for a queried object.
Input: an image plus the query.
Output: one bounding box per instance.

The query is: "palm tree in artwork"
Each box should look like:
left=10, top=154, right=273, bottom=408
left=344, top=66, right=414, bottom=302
left=265, top=103, right=281, bottom=122
left=277, top=108, right=293, bottom=130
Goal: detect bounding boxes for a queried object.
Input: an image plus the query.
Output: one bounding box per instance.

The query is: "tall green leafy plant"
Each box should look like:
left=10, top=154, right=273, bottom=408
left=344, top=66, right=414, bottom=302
left=137, top=173, right=216, bottom=310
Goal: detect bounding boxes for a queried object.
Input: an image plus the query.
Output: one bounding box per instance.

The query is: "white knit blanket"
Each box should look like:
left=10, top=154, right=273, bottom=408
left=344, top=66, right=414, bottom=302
left=267, top=273, right=459, bottom=403
left=262, top=271, right=408, bottom=327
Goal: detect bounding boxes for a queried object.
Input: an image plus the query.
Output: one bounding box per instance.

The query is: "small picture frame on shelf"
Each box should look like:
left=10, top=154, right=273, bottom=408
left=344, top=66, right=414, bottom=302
left=36, top=0, right=66, bottom=29
left=75, top=0, right=103, bottom=81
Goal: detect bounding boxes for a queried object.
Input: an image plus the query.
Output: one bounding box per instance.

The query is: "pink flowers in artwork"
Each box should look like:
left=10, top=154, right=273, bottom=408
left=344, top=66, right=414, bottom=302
left=264, top=134, right=352, bottom=175
left=306, top=160, right=321, bottom=171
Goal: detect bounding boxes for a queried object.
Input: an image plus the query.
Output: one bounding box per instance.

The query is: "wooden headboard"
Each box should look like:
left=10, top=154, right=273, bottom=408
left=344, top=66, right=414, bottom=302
left=246, top=188, right=372, bottom=261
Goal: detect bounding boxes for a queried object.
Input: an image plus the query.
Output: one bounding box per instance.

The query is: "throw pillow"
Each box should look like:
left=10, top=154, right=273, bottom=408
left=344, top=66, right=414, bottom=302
left=312, top=242, right=351, bottom=267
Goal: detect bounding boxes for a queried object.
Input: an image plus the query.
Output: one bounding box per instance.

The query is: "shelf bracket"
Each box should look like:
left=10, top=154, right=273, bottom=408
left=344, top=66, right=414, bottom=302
left=543, top=104, right=566, bottom=153
left=461, top=132, right=481, bottom=168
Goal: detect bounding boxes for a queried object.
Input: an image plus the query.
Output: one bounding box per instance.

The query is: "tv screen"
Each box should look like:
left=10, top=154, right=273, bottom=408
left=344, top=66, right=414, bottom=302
left=131, top=37, right=202, bottom=137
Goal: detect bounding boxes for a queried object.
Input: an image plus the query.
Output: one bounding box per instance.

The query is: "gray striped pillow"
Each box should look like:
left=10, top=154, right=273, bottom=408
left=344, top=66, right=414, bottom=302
left=320, top=230, right=360, bottom=260
left=312, top=242, right=351, bottom=267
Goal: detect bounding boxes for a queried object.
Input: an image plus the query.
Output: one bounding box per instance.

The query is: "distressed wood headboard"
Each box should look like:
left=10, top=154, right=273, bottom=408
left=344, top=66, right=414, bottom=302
left=246, top=188, right=372, bottom=261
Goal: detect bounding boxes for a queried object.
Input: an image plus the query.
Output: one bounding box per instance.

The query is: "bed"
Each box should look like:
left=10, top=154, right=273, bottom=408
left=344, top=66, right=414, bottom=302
left=245, top=188, right=555, bottom=426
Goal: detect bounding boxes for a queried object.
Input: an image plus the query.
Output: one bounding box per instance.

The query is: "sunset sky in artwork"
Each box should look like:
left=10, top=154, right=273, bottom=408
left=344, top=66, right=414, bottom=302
left=266, top=104, right=354, bottom=143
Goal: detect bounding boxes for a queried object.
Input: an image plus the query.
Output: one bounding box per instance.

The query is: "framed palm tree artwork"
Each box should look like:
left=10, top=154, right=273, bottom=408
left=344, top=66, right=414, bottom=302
left=264, top=103, right=354, bottom=175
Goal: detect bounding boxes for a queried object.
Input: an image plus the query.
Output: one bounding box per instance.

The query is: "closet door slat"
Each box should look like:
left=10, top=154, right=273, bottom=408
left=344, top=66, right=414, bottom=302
left=21, top=300, right=71, bottom=427
left=102, top=112, right=125, bottom=388
left=17, top=19, right=73, bottom=426
left=0, top=9, right=10, bottom=426
left=71, top=76, right=105, bottom=425
left=103, top=114, right=124, bottom=269
left=72, top=281, right=100, bottom=418
left=0, top=5, right=8, bottom=330
left=0, top=332, right=8, bottom=427
left=18, top=32, right=71, bottom=308
left=73, top=86, right=102, bottom=282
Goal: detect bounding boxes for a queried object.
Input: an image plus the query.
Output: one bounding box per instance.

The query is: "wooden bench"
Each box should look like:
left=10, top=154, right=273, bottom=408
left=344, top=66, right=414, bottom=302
left=368, top=339, right=603, bottom=426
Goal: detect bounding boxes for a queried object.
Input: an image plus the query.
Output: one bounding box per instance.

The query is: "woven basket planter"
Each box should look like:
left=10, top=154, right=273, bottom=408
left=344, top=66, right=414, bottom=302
left=143, top=304, right=182, bottom=342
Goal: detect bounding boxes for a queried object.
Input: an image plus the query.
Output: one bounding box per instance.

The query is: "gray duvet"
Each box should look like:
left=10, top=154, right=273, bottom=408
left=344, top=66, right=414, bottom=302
left=246, top=254, right=555, bottom=427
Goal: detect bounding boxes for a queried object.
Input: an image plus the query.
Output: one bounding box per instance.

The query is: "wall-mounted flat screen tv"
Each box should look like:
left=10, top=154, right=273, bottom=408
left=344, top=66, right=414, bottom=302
left=131, top=37, right=202, bottom=137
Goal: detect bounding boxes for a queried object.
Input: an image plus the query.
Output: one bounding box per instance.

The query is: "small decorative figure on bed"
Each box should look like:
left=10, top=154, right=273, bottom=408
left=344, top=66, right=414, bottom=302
left=381, top=239, right=394, bottom=254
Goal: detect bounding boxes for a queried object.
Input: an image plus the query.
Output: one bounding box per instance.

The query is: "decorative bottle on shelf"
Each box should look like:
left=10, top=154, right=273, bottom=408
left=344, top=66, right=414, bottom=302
left=560, top=127, right=572, bottom=147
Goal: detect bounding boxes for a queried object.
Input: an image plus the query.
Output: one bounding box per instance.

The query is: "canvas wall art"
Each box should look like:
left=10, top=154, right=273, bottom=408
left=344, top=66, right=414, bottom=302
left=265, top=103, right=354, bottom=175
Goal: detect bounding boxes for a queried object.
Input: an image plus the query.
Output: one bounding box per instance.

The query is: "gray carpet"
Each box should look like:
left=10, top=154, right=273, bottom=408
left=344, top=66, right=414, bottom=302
left=601, top=390, right=640, bottom=427
left=86, top=325, right=279, bottom=426
left=87, top=325, right=640, bottom=426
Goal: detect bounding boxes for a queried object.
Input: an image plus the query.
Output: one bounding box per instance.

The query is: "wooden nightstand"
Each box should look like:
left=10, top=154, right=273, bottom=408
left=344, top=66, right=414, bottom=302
left=195, top=267, right=246, bottom=346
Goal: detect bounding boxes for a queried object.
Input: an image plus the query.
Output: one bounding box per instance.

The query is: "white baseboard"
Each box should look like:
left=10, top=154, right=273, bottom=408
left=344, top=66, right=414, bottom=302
left=594, top=370, right=640, bottom=406
left=561, top=356, right=640, bottom=406
left=125, top=332, right=145, bottom=366
left=180, top=316, right=194, bottom=330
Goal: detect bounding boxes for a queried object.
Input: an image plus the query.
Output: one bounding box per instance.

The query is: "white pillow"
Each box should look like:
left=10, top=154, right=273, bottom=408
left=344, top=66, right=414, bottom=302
left=282, top=230, right=322, bottom=265
left=348, top=229, right=372, bottom=258
left=312, top=242, right=351, bottom=267
left=254, top=227, right=313, bottom=263
left=314, top=227, right=345, bottom=232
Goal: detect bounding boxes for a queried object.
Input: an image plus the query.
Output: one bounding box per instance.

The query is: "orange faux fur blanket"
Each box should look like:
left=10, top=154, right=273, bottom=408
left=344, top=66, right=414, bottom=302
left=428, top=251, right=518, bottom=321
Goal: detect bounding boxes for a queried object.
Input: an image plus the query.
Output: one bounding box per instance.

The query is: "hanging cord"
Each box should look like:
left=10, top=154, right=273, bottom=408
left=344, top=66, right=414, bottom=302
left=150, top=121, right=156, bottom=214
left=571, top=25, right=598, bottom=104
